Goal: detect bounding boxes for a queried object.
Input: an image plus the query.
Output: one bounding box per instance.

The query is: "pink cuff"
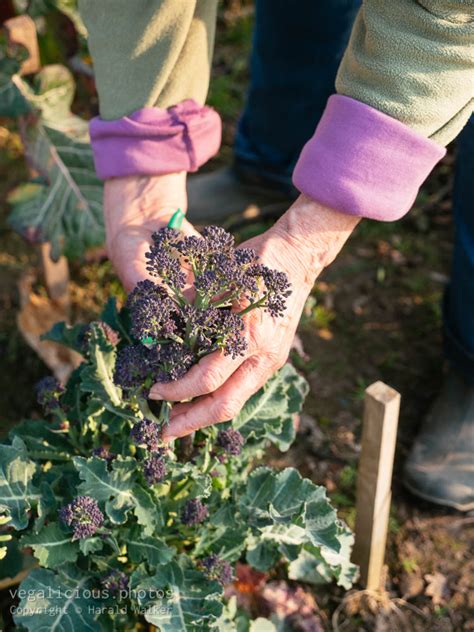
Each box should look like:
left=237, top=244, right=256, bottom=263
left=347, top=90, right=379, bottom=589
left=292, top=95, right=446, bottom=221
left=89, top=99, right=222, bottom=180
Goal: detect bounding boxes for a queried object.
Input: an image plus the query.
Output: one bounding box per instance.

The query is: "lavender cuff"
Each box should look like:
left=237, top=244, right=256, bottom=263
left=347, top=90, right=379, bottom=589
left=89, top=99, right=221, bottom=180
left=293, top=95, right=446, bottom=222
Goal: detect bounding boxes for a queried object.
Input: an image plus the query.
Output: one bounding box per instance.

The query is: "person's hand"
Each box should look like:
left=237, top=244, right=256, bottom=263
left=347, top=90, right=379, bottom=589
left=149, top=194, right=360, bottom=441
left=104, top=172, right=200, bottom=292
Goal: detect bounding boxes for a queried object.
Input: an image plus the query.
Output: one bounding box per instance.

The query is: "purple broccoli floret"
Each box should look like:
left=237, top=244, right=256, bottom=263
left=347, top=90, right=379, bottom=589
left=181, top=498, right=208, bottom=526
left=143, top=453, right=167, bottom=484
left=92, top=447, right=115, bottom=462
left=126, top=280, right=177, bottom=341
left=59, top=496, right=104, bottom=540
left=216, top=428, right=245, bottom=455
left=130, top=418, right=162, bottom=452
left=113, top=344, right=151, bottom=391
left=101, top=570, right=129, bottom=596
left=200, top=554, right=234, bottom=586
left=35, top=376, right=64, bottom=414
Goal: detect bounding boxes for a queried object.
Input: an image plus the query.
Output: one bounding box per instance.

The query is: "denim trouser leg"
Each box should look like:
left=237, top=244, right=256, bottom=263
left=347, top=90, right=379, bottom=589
left=444, top=115, right=474, bottom=384
left=234, top=0, right=361, bottom=193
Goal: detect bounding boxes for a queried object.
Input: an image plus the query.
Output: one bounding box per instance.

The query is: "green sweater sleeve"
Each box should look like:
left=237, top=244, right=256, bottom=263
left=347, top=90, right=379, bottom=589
left=336, top=0, right=474, bottom=145
left=78, top=0, right=218, bottom=120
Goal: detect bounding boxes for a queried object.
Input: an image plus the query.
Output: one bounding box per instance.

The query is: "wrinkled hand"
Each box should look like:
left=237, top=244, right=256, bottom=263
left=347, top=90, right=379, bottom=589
left=150, top=195, right=359, bottom=441
left=104, top=172, right=199, bottom=292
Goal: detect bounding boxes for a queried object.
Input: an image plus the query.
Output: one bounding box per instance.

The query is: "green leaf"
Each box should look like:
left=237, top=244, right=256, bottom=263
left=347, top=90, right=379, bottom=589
left=132, top=486, right=163, bottom=536
left=127, top=530, right=174, bottom=569
left=79, top=537, right=104, bottom=556
left=41, top=321, right=86, bottom=354
left=0, top=44, right=31, bottom=116
left=9, top=419, right=73, bottom=460
left=8, top=122, right=103, bottom=261
left=35, top=482, right=58, bottom=532
left=80, top=324, right=122, bottom=408
left=233, top=364, right=308, bottom=451
left=141, top=559, right=223, bottom=632
left=74, top=456, right=136, bottom=524
left=14, top=565, right=101, bottom=631
left=240, top=467, right=346, bottom=575
left=20, top=522, right=79, bottom=568
left=245, top=538, right=280, bottom=572
left=0, top=437, right=39, bottom=529
left=288, top=523, right=359, bottom=590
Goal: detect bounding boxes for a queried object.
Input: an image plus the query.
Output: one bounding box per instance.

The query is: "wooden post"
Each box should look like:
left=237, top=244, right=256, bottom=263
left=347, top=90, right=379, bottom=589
left=352, top=381, right=401, bottom=590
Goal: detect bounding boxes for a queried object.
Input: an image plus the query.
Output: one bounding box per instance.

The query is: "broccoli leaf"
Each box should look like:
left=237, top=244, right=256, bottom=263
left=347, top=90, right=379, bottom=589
left=14, top=564, right=102, bottom=631
left=73, top=456, right=136, bottom=524
left=240, top=467, right=349, bottom=573
left=20, top=522, right=79, bottom=568
left=0, top=437, right=39, bottom=530
left=140, top=559, right=223, bottom=632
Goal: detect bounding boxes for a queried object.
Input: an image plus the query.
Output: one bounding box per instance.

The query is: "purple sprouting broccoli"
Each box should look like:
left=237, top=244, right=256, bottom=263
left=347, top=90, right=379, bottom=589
left=92, top=446, right=115, bottom=462
left=216, top=428, right=245, bottom=456
left=130, top=418, right=162, bottom=452
left=145, top=228, right=187, bottom=293
left=152, top=342, right=195, bottom=383
left=143, top=453, right=167, bottom=484
left=35, top=376, right=64, bottom=414
left=113, top=344, right=153, bottom=391
left=181, top=498, right=208, bottom=526
left=126, top=280, right=178, bottom=342
left=59, top=496, right=104, bottom=540
left=114, top=226, right=291, bottom=416
left=101, top=570, right=129, bottom=597
left=200, top=554, right=234, bottom=586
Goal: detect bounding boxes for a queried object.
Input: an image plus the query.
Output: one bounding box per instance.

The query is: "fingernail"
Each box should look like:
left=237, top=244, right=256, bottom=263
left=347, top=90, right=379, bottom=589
left=149, top=389, right=162, bottom=400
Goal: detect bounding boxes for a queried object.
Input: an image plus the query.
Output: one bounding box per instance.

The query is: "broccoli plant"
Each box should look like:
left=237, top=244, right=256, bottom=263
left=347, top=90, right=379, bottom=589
left=0, top=227, right=357, bottom=631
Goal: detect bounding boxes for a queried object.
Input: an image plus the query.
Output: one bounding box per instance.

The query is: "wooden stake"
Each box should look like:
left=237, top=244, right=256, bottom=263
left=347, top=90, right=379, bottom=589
left=353, top=381, right=401, bottom=590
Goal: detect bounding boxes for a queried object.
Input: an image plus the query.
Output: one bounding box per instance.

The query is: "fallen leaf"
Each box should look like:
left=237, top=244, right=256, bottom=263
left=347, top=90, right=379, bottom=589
left=424, top=572, right=449, bottom=605
left=17, top=270, right=82, bottom=382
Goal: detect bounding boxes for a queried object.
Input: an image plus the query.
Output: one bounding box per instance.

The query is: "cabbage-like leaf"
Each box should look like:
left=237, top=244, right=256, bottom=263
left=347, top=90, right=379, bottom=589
left=14, top=564, right=101, bottom=631
left=140, top=559, right=223, bottom=632
left=20, top=522, right=79, bottom=568
left=288, top=523, right=359, bottom=590
left=7, top=65, right=104, bottom=260
left=8, top=124, right=103, bottom=260
left=0, top=437, right=39, bottom=530
left=73, top=456, right=136, bottom=524
left=9, top=418, right=73, bottom=461
left=240, top=467, right=347, bottom=573
left=80, top=323, right=121, bottom=407
left=233, top=364, right=308, bottom=450
left=127, top=526, right=174, bottom=569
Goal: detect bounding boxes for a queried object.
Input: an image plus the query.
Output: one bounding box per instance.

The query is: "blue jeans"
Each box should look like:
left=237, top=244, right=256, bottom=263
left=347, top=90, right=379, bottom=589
left=444, top=116, right=474, bottom=383
left=234, top=0, right=474, bottom=383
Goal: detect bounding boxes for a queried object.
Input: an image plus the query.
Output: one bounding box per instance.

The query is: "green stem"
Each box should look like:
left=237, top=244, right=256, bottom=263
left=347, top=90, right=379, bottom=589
left=238, top=294, right=268, bottom=316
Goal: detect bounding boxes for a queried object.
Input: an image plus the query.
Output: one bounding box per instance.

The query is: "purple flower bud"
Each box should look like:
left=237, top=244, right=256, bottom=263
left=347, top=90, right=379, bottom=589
left=143, top=453, right=167, bottom=484
left=181, top=498, right=208, bottom=526
left=200, top=554, right=234, bottom=586
left=35, top=376, right=64, bottom=414
left=101, top=570, right=129, bottom=596
left=130, top=419, right=162, bottom=452
left=92, top=447, right=115, bottom=462
left=59, top=496, right=104, bottom=540
left=216, top=428, right=245, bottom=456
left=126, top=280, right=177, bottom=341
